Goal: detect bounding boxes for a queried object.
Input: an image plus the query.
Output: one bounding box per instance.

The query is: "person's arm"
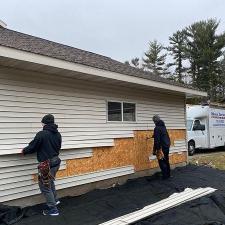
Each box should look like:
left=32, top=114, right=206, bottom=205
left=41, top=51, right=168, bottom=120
left=22, top=132, right=42, bottom=155
left=59, top=133, right=62, bottom=149
left=153, top=127, right=161, bottom=152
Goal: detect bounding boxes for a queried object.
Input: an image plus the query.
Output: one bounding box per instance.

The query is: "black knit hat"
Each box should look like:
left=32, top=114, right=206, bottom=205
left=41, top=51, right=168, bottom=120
left=152, top=115, right=160, bottom=123
left=41, top=114, right=55, bottom=124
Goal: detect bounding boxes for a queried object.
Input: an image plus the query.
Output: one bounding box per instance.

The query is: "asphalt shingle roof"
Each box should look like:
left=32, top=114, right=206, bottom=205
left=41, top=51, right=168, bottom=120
left=0, top=27, right=194, bottom=90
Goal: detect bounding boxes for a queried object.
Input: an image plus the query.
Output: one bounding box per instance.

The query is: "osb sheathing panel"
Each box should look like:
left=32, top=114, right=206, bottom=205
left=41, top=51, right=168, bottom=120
left=33, top=129, right=187, bottom=180
left=66, top=137, right=135, bottom=177
left=65, top=129, right=186, bottom=177
left=168, top=129, right=186, bottom=146
left=170, top=152, right=187, bottom=164
left=149, top=159, right=159, bottom=169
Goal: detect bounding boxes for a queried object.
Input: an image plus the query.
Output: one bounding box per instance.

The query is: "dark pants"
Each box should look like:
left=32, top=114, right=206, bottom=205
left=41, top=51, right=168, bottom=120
left=38, top=157, right=61, bottom=210
left=158, top=148, right=170, bottom=179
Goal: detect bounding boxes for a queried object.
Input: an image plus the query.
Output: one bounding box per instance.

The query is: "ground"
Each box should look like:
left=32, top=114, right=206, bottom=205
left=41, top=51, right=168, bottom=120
left=4, top=149, right=225, bottom=225
left=189, top=147, right=225, bottom=170
left=14, top=165, right=225, bottom=225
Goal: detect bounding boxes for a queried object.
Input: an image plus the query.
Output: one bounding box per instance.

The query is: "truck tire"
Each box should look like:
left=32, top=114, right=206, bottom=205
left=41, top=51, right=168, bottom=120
left=188, top=141, right=195, bottom=156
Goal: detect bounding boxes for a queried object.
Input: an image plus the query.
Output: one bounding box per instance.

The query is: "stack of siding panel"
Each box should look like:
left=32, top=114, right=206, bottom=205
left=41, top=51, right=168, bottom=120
left=99, top=187, right=216, bottom=225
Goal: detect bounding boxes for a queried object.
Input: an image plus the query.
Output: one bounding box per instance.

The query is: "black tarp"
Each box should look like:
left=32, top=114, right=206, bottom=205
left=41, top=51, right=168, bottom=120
left=0, top=205, right=23, bottom=225
left=12, top=165, right=225, bottom=225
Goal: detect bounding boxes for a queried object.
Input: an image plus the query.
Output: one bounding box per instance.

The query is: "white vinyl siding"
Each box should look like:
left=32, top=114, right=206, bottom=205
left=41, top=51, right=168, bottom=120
left=0, top=67, right=185, bottom=155
left=0, top=164, right=134, bottom=202
left=0, top=66, right=186, bottom=202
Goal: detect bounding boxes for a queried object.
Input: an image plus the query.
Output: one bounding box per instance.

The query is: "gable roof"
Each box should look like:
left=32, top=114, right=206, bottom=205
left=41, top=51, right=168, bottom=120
left=0, top=27, right=197, bottom=91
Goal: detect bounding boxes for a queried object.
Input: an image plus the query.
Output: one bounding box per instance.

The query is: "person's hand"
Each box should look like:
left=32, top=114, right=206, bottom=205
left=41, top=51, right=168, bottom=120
left=156, top=149, right=164, bottom=160
left=20, top=149, right=24, bottom=155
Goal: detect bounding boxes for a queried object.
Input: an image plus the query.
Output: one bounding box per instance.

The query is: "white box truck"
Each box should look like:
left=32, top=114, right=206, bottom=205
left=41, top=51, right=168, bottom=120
left=186, top=105, right=225, bottom=155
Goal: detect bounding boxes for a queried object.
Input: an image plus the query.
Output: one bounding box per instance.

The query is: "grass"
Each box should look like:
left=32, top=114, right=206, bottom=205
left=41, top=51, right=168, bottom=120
left=189, top=150, right=225, bottom=170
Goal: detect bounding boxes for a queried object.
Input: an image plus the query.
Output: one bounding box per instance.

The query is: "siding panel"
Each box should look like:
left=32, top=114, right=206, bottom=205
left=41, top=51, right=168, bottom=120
left=0, top=166, right=135, bottom=202
left=0, top=67, right=186, bottom=202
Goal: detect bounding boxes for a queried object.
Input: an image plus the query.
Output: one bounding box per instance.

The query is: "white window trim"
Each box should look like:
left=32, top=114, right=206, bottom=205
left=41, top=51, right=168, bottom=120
left=106, top=100, right=137, bottom=123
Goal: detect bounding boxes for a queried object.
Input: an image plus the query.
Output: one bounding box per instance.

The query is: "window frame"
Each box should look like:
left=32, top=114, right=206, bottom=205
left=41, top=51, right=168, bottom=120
left=106, top=100, right=137, bottom=123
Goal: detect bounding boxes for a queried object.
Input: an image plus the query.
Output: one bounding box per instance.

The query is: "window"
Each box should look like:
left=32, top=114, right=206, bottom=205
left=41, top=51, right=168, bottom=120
left=186, top=120, right=193, bottom=131
left=193, top=119, right=205, bottom=131
left=194, top=120, right=201, bottom=126
left=108, top=102, right=122, bottom=121
left=123, top=102, right=136, bottom=121
left=107, top=101, right=136, bottom=122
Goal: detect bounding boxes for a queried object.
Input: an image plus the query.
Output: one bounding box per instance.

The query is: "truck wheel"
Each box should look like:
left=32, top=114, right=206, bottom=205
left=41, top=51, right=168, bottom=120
left=188, top=141, right=195, bottom=156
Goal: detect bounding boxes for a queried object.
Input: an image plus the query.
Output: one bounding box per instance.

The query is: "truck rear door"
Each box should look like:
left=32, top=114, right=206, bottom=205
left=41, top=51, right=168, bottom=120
left=209, top=108, right=225, bottom=148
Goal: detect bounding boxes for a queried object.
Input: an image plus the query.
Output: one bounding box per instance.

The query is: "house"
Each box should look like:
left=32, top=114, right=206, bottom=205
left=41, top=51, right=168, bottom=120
left=0, top=21, right=207, bottom=206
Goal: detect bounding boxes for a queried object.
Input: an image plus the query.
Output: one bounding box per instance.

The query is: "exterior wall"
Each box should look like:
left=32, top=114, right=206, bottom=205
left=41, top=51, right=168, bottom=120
left=57, top=130, right=187, bottom=184
left=56, top=130, right=186, bottom=178
left=0, top=66, right=187, bottom=203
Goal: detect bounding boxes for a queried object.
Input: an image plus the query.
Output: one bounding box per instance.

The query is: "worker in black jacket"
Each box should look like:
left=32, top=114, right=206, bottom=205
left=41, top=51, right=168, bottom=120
left=22, top=114, right=62, bottom=216
left=152, top=115, right=171, bottom=179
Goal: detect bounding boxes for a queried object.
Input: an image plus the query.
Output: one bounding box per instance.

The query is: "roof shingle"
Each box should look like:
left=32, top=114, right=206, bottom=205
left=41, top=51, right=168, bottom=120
left=0, top=27, right=194, bottom=90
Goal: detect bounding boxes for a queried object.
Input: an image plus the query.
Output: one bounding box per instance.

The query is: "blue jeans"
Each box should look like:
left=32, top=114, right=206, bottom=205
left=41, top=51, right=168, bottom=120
left=38, top=157, right=61, bottom=210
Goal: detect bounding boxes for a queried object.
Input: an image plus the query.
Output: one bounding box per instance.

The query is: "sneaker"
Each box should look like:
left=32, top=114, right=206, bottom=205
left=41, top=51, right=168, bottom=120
left=56, top=200, right=60, bottom=206
left=43, top=208, right=59, bottom=216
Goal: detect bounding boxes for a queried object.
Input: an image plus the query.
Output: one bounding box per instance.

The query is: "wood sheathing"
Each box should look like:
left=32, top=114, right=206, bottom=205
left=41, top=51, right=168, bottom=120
left=34, top=129, right=187, bottom=180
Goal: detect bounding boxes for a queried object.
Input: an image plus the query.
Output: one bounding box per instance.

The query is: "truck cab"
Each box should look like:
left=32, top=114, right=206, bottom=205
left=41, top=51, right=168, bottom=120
left=187, top=117, right=207, bottom=155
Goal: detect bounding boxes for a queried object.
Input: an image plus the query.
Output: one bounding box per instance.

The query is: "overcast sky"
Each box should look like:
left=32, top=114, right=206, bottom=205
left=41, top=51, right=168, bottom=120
left=1, top=0, right=225, bottom=62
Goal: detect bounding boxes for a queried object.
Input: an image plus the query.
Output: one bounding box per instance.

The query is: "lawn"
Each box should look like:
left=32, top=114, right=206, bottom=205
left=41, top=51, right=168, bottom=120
left=189, top=150, right=225, bottom=170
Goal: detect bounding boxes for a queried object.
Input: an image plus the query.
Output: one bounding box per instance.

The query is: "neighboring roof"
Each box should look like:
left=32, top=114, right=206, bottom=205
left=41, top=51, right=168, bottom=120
left=0, top=27, right=197, bottom=91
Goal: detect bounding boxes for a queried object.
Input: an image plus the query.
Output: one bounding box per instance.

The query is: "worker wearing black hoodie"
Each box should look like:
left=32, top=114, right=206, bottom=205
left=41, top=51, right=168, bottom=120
left=22, top=114, right=62, bottom=216
left=152, top=115, right=171, bottom=179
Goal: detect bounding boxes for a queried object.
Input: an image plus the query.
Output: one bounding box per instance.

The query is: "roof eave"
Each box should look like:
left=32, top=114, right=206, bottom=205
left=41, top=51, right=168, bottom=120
left=0, top=45, right=207, bottom=97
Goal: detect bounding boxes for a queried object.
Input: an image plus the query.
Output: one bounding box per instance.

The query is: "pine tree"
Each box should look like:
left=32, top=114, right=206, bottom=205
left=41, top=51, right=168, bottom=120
left=131, top=57, right=140, bottom=68
left=167, top=30, right=187, bottom=83
left=124, top=61, right=130, bottom=66
left=142, top=40, right=167, bottom=76
left=217, top=53, right=225, bottom=100
left=184, top=19, right=225, bottom=100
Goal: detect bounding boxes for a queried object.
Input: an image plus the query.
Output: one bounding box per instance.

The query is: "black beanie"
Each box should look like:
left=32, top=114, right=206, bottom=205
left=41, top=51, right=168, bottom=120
left=41, top=114, right=55, bottom=124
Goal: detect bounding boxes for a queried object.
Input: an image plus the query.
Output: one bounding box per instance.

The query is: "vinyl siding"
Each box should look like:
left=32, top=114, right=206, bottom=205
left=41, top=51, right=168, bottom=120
left=0, top=67, right=185, bottom=155
left=0, top=66, right=186, bottom=202
left=0, top=165, right=135, bottom=202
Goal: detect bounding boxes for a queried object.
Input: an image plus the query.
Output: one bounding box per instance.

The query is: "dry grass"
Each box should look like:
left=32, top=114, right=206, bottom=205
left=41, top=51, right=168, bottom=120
left=189, top=151, right=225, bottom=170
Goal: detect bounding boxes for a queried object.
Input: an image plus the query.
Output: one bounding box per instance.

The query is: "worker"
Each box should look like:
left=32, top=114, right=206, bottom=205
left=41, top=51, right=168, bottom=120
left=152, top=115, right=171, bottom=179
left=22, top=114, right=62, bottom=216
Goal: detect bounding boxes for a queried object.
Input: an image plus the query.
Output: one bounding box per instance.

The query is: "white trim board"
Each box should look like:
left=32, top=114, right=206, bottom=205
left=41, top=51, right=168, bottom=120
left=0, top=46, right=206, bottom=97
